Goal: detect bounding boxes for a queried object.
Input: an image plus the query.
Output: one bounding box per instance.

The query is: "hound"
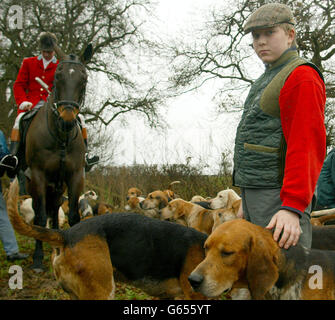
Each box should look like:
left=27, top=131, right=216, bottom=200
left=7, top=179, right=207, bottom=300
left=139, top=190, right=171, bottom=219
left=124, top=195, right=145, bottom=211
left=188, top=219, right=335, bottom=300
left=162, top=180, right=181, bottom=200
left=19, top=191, right=97, bottom=227
left=160, top=198, right=236, bottom=234
left=79, top=190, right=98, bottom=202
left=190, top=195, right=208, bottom=203
left=312, top=225, right=335, bottom=250
left=77, top=190, right=98, bottom=219
left=78, top=198, right=93, bottom=219
left=209, top=188, right=241, bottom=213
left=124, top=186, right=145, bottom=213
left=92, top=202, right=113, bottom=216
left=311, top=213, right=335, bottom=226
left=20, top=195, right=68, bottom=228
left=126, top=187, right=142, bottom=199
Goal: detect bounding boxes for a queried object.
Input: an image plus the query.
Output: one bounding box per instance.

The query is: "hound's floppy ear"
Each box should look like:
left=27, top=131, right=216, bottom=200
left=81, top=44, right=93, bottom=64
left=246, top=231, right=279, bottom=299
left=173, top=206, right=185, bottom=219
left=226, top=190, right=236, bottom=209
left=159, top=198, right=168, bottom=210
left=232, top=199, right=242, bottom=214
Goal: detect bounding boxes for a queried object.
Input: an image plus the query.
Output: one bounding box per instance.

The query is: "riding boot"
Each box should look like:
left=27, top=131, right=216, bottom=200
left=2, top=128, right=20, bottom=178
left=9, top=128, right=20, bottom=156
left=85, top=155, right=100, bottom=172
left=82, top=130, right=99, bottom=172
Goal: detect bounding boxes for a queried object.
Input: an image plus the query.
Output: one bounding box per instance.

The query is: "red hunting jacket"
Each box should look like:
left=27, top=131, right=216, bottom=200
left=13, top=55, right=58, bottom=114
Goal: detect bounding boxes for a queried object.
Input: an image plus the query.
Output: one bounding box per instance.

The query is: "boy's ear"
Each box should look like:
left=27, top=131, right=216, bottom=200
left=288, top=28, right=295, bottom=45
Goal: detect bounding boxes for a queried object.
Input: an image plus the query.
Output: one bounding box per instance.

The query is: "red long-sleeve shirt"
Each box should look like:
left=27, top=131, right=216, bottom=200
left=279, top=65, right=326, bottom=214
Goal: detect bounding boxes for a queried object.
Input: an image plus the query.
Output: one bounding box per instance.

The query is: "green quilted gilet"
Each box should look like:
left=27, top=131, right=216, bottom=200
left=233, top=49, right=322, bottom=188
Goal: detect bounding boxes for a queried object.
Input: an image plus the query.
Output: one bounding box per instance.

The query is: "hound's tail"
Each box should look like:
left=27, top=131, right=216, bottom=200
left=6, top=178, right=65, bottom=247
left=168, top=181, right=181, bottom=190
left=316, top=213, right=335, bottom=225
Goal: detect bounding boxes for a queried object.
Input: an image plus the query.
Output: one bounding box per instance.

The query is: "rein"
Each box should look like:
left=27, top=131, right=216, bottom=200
left=45, top=58, right=86, bottom=191
left=46, top=98, right=80, bottom=192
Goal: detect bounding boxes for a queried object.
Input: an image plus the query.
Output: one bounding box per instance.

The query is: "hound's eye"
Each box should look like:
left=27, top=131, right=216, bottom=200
left=221, top=250, right=234, bottom=257
left=155, top=196, right=161, bottom=200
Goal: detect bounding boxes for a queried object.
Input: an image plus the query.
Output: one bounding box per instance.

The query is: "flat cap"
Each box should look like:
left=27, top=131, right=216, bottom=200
left=244, top=3, right=296, bottom=34
left=38, top=32, right=57, bottom=51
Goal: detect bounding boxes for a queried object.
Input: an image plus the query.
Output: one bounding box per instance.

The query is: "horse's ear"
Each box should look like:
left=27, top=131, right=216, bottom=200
left=54, top=44, right=66, bottom=61
left=81, top=44, right=93, bottom=64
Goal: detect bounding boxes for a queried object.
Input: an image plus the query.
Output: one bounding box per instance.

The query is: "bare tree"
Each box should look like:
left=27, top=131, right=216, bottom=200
left=167, top=0, right=335, bottom=147
left=0, top=0, right=165, bottom=140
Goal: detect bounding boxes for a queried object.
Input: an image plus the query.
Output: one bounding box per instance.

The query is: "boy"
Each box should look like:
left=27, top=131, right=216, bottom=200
left=233, top=3, right=326, bottom=249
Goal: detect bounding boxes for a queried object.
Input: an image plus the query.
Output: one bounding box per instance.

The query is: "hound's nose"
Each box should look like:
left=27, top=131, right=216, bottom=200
left=188, top=272, right=203, bottom=290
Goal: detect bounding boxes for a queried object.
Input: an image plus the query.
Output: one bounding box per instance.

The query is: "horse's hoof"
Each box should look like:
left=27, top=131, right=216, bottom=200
left=32, top=267, right=44, bottom=273
left=30, top=265, right=45, bottom=273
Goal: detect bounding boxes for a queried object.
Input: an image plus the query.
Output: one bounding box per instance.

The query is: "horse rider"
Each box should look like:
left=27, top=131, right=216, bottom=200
left=9, top=32, right=99, bottom=175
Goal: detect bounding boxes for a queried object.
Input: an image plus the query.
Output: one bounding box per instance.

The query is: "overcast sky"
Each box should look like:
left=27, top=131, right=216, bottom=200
left=103, top=0, right=244, bottom=174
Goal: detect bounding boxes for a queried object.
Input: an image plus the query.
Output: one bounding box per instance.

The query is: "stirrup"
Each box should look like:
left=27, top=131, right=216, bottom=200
left=0, top=154, right=18, bottom=170
left=85, top=155, right=99, bottom=172
left=0, top=154, right=19, bottom=178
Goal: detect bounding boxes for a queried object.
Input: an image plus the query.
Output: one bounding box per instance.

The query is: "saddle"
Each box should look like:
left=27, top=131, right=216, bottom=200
left=17, top=107, right=40, bottom=171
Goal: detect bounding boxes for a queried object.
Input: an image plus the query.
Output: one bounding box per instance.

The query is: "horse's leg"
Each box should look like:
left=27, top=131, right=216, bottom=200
left=48, top=192, right=63, bottom=229
left=67, top=171, right=84, bottom=226
left=28, top=171, right=47, bottom=272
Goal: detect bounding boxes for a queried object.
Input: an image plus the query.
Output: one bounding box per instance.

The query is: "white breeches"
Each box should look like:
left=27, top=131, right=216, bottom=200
left=13, top=102, right=86, bottom=130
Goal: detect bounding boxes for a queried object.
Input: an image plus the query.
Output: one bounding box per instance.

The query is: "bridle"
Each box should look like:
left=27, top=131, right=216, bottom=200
left=45, top=58, right=87, bottom=190
left=50, top=59, right=87, bottom=133
left=52, top=60, right=86, bottom=117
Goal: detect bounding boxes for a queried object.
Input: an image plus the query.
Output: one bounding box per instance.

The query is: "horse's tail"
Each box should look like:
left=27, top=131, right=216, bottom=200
left=6, top=178, right=64, bottom=247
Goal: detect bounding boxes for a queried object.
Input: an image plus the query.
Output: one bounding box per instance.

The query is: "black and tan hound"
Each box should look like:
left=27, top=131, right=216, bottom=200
left=188, top=219, right=335, bottom=300
left=7, top=179, right=207, bottom=300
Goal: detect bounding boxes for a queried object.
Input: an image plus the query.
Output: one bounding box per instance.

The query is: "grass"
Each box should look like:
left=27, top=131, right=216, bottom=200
left=1, top=232, right=228, bottom=301
left=0, top=232, right=154, bottom=300
left=1, top=164, right=234, bottom=300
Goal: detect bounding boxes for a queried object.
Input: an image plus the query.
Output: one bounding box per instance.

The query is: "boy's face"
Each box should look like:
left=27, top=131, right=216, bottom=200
left=252, top=26, right=295, bottom=64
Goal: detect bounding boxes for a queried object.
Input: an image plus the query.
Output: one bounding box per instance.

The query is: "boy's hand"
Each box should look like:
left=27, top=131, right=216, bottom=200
left=266, top=209, right=301, bottom=249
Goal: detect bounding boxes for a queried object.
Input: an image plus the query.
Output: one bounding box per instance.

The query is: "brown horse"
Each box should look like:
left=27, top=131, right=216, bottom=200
left=24, top=44, right=93, bottom=272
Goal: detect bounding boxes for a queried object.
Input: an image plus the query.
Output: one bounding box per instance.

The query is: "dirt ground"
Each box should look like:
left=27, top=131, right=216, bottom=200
left=0, top=233, right=153, bottom=300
